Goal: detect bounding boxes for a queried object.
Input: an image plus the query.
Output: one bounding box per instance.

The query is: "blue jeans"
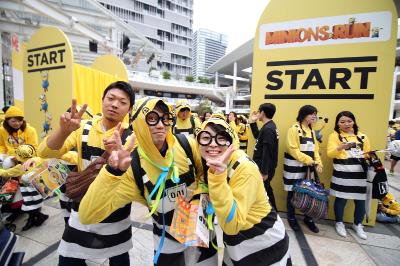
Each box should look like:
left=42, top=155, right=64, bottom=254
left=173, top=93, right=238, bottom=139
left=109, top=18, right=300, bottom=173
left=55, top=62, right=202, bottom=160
left=376, top=211, right=399, bottom=223
left=58, top=252, right=129, bottom=266
left=334, top=197, right=365, bottom=225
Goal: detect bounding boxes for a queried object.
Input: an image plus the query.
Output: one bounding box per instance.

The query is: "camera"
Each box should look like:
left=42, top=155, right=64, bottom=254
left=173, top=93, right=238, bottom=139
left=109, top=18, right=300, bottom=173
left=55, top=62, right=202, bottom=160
left=348, top=142, right=357, bottom=148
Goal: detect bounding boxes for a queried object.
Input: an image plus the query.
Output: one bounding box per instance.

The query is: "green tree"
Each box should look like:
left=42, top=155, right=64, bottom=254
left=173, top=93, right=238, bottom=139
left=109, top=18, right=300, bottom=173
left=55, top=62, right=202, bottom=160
left=162, top=71, right=171, bottom=79
left=198, top=97, right=212, bottom=117
left=185, top=75, right=194, bottom=82
left=198, top=76, right=210, bottom=84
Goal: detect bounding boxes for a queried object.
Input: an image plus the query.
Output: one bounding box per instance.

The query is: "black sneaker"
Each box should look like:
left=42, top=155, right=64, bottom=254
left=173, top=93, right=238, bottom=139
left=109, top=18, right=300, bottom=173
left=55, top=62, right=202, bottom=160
left=34, top=212, right=49, bottom=227
left=288, top=218, right=300, bottom=231
left=22, top=217, right=36, bottom=231
left=304, top=218, right=319, bottom=233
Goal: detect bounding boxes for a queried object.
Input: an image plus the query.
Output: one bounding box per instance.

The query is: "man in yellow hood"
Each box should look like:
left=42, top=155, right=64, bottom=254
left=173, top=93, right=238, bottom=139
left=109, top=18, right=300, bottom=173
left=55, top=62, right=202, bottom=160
left=38, top=81, right=135, bottom=265
left=79, top=97, right=218, bottom=265
left=173, top=99, right=201, bottom=138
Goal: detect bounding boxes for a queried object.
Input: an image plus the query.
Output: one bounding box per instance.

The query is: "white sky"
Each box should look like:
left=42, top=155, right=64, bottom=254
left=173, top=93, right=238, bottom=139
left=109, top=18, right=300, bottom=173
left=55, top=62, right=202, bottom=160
left=193, top=0, right=271, bottom=53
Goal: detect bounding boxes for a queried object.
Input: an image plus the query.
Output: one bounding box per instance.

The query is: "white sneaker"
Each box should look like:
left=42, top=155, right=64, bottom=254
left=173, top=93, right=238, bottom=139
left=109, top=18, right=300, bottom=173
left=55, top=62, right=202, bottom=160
left=352, top=223, right=367, bottom=240
left=335, top=222, right=347, bottom=237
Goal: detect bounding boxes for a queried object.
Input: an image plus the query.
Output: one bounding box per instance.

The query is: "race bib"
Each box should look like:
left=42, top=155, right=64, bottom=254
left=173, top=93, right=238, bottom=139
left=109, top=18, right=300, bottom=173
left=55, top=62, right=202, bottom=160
left=349, top=147, right=364, bottom=158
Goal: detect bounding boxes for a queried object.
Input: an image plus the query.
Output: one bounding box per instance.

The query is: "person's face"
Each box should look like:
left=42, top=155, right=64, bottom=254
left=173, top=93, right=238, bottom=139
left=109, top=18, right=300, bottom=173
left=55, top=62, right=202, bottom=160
left=7, top=117, right=23, bottom=130
left=148, top=107, right=171, bottom=149
left=338, top=116, right=354, bottom=133
left=102, top=88, right=131, bottom=122
left=258, top=110, right=264, bottom=121
left=204, top=113, right=211, bottom=121
left=304, top=112, right=317, bottom=125
left=228, top=112, right=235, bottom=122
left=198, top=126, right=229, bottom=160
left=178, top=108, right=190, bottom=120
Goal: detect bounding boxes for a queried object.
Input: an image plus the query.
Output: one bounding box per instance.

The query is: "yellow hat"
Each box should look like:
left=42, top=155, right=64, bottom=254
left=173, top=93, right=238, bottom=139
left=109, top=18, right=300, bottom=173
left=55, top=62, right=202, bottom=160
left=5, top=106, right=24, bottom=119
left=15, top=144, right=36, bottom=162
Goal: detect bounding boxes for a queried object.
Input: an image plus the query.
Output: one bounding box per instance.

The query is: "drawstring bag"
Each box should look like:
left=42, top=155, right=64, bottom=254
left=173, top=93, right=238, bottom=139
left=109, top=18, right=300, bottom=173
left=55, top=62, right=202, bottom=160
left=291, top=166, right=329, bottom=219
left=65, top=152, right=108, bottom=201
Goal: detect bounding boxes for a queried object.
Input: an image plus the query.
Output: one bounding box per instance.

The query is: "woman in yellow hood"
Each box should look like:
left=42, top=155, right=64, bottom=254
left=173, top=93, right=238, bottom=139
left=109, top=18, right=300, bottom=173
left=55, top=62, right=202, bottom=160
left=196, top=117, right=291, bottom=265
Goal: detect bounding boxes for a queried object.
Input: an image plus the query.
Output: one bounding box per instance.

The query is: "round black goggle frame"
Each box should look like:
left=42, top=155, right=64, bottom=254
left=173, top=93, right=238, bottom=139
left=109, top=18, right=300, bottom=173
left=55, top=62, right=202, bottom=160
left=197, top=130, right=231, bottom=146
left=145, top=111, right=173, bottom=126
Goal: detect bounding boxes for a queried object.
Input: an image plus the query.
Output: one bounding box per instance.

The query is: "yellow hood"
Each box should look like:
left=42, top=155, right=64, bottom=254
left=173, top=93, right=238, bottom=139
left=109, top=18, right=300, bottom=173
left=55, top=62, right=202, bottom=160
left=131, top=97, right=175, bottom=167
left=199, top=117, right=240, bottom=149
left=174, top=99, right=192, bottom=119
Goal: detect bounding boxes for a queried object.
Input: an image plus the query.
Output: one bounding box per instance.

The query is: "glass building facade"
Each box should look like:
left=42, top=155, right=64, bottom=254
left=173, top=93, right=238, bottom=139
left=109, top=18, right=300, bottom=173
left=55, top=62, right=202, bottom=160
left=192, top=28, right=228, bottom=79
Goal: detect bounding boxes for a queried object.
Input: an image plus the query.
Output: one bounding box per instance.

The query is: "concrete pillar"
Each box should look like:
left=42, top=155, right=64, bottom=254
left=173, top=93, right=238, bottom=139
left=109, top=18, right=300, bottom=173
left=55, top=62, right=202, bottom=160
left=390, top=69, right=398, bottom=119
left=233, top=61, right=237, bottom=94
left=215, top=71, right=219, bottom=87
left=0, top=33, right=4, bottom=109
left=225, top=87, right=230, bottom=114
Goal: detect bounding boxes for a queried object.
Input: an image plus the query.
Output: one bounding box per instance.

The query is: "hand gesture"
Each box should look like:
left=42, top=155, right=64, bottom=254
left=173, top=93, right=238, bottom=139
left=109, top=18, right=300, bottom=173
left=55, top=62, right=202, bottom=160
left=22, top=158, right=38, bottom=171
left=60, top=99, right=88, bottom=134
left=315, top=164, right=323, bottom=174
left=103, top=123, right=125, bottom=154
left=206, top=145, right=236, bottom=175
left=249, top=110, right=260, bottom=123
left=107, top=128, right=136, bottom=172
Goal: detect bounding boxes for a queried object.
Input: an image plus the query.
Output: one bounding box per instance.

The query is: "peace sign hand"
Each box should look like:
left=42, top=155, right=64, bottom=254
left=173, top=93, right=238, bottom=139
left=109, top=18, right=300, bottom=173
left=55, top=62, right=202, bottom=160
left=103, top=123, right=125, bottom=154
left=107, top=128, right=136, bottom=172
left=60, top=99, right=88, bottom=134
left=206, top=145, right=236, bottom=175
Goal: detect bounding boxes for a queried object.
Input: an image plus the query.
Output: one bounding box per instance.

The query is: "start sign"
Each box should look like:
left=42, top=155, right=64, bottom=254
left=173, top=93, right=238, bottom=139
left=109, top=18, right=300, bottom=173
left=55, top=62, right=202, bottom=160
left=250, top=0, right=397, bottom=225
left=27, top=43, right=67, bottom=73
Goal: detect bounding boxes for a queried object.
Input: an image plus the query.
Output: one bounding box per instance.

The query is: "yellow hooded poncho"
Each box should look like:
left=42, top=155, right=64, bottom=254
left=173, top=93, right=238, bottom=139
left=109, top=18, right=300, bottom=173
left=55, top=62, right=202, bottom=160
left=173, top=99, right=200, bottom=136
left=198, top=118, right=271, bottom=235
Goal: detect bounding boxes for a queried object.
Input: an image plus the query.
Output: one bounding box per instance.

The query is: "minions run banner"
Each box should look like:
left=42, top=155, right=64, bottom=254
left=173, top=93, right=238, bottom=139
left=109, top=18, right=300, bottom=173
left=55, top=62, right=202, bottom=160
left=251, top=0, right=397, bottom=225
left=24, top=27, right=73, bottom=138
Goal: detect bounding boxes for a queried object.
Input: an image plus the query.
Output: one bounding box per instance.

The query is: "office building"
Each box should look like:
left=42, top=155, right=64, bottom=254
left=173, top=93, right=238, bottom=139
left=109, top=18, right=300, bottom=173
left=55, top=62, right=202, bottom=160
left=192, top=28, right=228, bottom=79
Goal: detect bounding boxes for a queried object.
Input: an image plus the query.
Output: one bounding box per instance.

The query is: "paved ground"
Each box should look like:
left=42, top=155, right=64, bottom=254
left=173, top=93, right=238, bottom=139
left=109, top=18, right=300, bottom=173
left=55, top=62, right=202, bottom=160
left=6, top=161, right=400, bottom=265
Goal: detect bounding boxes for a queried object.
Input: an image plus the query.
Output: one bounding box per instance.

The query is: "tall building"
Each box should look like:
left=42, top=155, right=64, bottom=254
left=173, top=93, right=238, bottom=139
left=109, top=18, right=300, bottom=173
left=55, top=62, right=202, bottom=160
left=192, top=28, right=228, bottom=79
left=99, top=0, right=193, bottom=77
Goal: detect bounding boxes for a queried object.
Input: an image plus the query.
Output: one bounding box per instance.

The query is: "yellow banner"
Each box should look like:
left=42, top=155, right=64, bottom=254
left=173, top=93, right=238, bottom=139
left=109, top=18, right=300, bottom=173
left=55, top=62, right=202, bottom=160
left=24, top=26, right=73, bottom=139
left=251, top=0, right=397, bottom=225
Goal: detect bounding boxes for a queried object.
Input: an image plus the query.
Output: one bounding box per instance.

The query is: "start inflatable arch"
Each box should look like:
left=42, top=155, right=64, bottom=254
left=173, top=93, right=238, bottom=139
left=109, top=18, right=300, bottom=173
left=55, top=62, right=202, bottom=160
left=250, top=0, right=397, bottom=225
left=23, top=26, right=128, bottom=138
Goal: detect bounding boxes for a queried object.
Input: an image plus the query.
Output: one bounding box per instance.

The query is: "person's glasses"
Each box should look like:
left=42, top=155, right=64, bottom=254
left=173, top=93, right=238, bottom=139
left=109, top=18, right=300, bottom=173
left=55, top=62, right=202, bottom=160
left=197, top=131, right=230, bottom=146
left=145, top=111, right=173, bottom=126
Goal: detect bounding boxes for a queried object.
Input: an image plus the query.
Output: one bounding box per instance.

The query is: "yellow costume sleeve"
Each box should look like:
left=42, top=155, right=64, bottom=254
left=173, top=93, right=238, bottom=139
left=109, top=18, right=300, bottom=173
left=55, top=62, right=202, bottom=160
left=79, top=166, right=146, bottom=224
left=0, top=128, right=6, bottom=154
left=327, top=132, right=345, bottom=158
left=286, top=126, right=314, bottom=165
left=0, top=164, right=24, bottom=178
left=38, top=130, right=78, bottom=159
left=207, top=160, right=263, bottom=235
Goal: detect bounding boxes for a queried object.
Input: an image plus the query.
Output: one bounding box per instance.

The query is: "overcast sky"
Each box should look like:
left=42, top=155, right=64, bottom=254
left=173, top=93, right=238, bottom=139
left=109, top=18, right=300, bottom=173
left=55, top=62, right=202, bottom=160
left=193, top=0, right=271, bottom=53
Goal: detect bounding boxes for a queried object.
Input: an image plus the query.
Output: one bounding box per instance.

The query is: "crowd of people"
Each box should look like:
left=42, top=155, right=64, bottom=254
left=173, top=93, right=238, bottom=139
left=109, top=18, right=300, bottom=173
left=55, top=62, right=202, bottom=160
left=0, top=80, right=398, bottom=265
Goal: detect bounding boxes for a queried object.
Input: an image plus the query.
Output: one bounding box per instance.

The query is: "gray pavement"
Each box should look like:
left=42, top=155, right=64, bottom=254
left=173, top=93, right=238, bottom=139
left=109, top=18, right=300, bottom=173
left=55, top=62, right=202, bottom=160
left=8, top=162, right=400, bottom=265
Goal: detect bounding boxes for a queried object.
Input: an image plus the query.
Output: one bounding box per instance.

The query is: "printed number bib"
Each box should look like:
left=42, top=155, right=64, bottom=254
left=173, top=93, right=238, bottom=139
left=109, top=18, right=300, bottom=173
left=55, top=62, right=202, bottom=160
left=349, top=147, right=364, bottom=158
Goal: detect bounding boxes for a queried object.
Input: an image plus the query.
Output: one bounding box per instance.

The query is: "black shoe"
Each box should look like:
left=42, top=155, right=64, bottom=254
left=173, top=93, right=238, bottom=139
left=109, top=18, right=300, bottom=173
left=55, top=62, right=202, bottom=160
left=34, top=212, right=49, bottom=227
left=304, top=218, right=319, bottom=233
left=288, top=218, right=300, bottom=231
left=22, top=217, right=35, bottom=231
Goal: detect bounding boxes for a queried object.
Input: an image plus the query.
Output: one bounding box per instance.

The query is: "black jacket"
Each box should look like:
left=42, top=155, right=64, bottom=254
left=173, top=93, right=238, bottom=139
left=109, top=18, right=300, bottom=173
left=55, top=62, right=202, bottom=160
left=251, top=120, right=279, bottom=179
